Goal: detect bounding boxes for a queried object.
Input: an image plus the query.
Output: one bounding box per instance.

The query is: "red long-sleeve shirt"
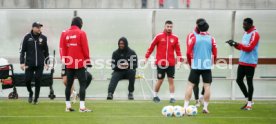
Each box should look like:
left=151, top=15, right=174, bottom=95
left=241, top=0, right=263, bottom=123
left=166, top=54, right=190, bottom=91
left=59, top=26, right=91, bottom=69
left=145, top=31, right=184, bottom=66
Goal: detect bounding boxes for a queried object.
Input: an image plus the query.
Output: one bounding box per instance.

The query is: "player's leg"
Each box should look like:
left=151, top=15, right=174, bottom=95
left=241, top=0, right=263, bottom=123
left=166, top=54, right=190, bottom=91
left=236, top=65, right=248, bottom=109
left=75, top=68, right=91, bottom=112
left=25, top=66, right=34, bottom=103
left=107, top=71, right=124, bottom=100
left=153, top=66, right=165, bottom=103
left=201, top=70, right=212, bottom=114
left=127, top=69, right=136, bottom=100
left=243, top=66, right=255, bottom=110
left=193, top=84, right=200, bottom=107
left=201, top=87, right=205, bottom=96
left=65, top=68, right=75, bottom=112
left=167, top=66, right=176, bottom=103
left=33, top=66, right=44, bottom=104
left=62, top=66, right=77, bottom=103
left=184, top=69, right=200, bottom=110
left=202, top=83, right=211, bottom=113
left=85, top=71, right=92, bottom=89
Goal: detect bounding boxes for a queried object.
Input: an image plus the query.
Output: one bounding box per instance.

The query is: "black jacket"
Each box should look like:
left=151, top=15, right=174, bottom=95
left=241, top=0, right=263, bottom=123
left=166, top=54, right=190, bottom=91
left=112, top=37, right=138, bottom=71
left=20, top=31, right=49, bottom=67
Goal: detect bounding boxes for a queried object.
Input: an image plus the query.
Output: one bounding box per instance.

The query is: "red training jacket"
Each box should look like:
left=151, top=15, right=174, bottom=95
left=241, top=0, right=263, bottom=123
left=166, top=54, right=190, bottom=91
left=59, top=26, right=91, bottom=69
left=145, top=31, right=184, bottom=66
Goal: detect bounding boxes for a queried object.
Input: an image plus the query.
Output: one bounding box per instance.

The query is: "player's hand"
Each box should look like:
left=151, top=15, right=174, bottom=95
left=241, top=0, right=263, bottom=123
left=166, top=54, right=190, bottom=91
left=176, top=62, right=182, bottom=70
left=144, top=58, right=148, bottom=65
left=226, top=40, right=238, bottom=47
left=45, top=64, right=49, bottom=70
left=20, top=64, right=28, bottom=71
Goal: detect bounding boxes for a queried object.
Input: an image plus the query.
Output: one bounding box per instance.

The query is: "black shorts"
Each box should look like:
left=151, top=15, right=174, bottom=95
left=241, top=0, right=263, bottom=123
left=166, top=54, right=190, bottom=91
left=157, top=66, right=175, bottom=79
left=188, top=69, right=212, bottom=85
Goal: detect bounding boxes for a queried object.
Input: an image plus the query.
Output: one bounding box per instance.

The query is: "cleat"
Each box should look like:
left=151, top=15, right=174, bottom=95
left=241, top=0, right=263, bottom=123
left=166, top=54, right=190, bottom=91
left=65, top=107, right=75, bottom=112
left=128, top=93, right=134, bottom=100
left=107, top=93, right=113, bottom=100
left=169, top=98, right=176, bottom=103
left=153, top=96, right=161, bottom=103
left=33, top=99, right=38, bottom=105
left=242, top=106, right=252, bottom=111
left=79, top=108, right=92, bottom=112
left=202, top=109, right=210, bottom=114
left=240, top=104, right=247, bottom=110
left=28, top=92, right=33, bottom=104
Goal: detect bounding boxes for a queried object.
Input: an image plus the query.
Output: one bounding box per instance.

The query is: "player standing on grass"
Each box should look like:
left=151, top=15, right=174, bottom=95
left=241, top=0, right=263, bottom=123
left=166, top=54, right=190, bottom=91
left=145, top=20, right=184, bottom=103
left=20, top=22, right=49, bottom=105
left=60, top=16, right=92, bottom=112
left=184, top=19, right=217, bottom=114
left=226, top=18, right=260, bottom=110
left=186, top=18, right=206, bottom=107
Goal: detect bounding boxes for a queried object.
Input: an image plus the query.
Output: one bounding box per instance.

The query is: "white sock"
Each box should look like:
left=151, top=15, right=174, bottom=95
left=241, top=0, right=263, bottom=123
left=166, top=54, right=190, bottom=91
left=65, top=101, right=71, bottom=108
left=80, top=101, right=85, bottom=109
left=153, top=92, right=158, bottom=97
left=170, top=93, right=175, bottom=98
left=199, top=95, right=204, bottom=100
left=203, top=101, right=209, bottom=110
left=247, top=101, right=252, bottom=107
left=184, top=101, right=189, bottom=109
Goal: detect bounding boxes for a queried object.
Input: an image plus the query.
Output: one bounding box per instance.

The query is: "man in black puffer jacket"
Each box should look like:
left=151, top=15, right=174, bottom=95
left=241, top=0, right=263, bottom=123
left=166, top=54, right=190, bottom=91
left=107, top=37, right=138, bottom=100
left=19, top=22, right=49, bottom=104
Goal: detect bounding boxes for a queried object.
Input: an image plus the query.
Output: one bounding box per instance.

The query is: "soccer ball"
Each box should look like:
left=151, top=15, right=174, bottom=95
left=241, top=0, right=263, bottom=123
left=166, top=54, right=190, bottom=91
left=173, top=105, right=185, bottom=117
left=161, top=105, right=174, bottom=117
left=186, top=105, right=198, bottom=116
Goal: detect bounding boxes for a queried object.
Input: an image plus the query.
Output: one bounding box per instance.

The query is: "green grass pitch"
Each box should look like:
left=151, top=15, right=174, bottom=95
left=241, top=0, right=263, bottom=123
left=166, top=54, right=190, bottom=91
left=0, top=99, right=275, bottom=124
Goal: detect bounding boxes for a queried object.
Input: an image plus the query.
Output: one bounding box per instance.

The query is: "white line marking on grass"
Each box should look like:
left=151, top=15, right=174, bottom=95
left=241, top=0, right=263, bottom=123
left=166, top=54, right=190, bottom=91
left=0, top=116, right=276, bottom=119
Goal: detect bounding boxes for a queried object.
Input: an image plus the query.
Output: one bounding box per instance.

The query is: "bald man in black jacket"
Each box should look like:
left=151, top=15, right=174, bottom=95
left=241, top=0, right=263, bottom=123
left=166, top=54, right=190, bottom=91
left=107, top=37, right=138, bottom=100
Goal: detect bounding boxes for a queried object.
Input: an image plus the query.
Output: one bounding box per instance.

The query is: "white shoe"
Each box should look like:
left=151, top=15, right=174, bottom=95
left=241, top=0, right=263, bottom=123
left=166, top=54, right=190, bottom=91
left=79, top=108, right=92, bottom=112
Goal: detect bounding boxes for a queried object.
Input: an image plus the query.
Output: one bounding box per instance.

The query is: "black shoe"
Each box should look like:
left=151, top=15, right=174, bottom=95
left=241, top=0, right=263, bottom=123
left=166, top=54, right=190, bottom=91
left=128, top=93, right=134, bottom=100
left=107, top=93, right=113, bottom=100
left=153, top=96, right=161, bottom=103
left=65, top=107, right=75, bottom=112
left=28, top=92, right=33, bottom=104
left=240, top=103, right=247, bottom=110
left=33, top=99, right=38, bottom=105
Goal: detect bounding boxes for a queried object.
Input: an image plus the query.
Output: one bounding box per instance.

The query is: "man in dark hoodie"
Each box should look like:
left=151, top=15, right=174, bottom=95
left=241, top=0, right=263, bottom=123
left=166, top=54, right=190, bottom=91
left=107, top=37, right=138, bottom=100
left=20, top=22, right=49, bottom=105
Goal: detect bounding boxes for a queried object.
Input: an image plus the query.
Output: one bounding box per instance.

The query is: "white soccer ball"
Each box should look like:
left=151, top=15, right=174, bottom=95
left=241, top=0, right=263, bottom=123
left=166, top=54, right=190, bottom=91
left=186, top=105, right=198, bottom=116
left=161, top=105, right=174, bottom=117
left=173, top=105, right=185, bottom=117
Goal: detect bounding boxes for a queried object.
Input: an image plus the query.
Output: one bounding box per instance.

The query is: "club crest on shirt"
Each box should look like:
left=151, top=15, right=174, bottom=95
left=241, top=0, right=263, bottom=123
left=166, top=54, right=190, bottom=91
left=170, top=39, right=174, bottom=43
left=66, top=36, right=70, bottom=41
left=39, top=38, right=43, bottom=42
